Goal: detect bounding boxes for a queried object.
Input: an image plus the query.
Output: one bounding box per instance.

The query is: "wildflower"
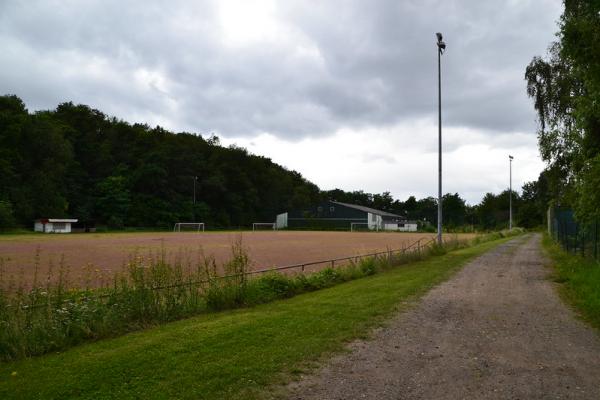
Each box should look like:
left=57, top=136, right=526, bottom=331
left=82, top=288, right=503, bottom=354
left=11, top=371, right=17, bottom=377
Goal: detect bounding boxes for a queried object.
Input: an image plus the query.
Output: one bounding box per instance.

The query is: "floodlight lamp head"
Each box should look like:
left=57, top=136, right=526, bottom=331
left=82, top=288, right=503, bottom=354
left=436, top=33, right=446, bottom=53
left=509, top=155, right=514, bottom=160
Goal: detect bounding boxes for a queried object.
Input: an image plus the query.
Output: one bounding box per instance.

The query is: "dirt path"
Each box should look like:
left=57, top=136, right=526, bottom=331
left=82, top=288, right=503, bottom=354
left=286, top=234, right=600, bottom=399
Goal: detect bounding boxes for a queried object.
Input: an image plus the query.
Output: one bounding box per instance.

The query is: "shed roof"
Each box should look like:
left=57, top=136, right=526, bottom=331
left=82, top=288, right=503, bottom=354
left=330, top=201, right=405, bottom=219
left=36, top=218, right=78, bottom=223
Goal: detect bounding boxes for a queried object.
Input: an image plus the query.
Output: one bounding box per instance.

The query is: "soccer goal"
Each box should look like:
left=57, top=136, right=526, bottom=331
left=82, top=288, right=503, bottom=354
left=252, top=222, right=276, bottom=231
left=173, top=222, right=205, bottom=232
left=350, top=222, right=370, bottom=232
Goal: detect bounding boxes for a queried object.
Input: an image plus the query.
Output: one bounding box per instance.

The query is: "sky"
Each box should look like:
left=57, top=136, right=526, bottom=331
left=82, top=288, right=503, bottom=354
left=0, top=0, right=562, bottom=204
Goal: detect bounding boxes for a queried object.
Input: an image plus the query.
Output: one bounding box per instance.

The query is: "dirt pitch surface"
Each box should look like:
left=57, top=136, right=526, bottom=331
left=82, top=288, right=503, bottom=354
left=286, top=234, right=600, bottom=400
left=0, top=231, right=474, bottom=288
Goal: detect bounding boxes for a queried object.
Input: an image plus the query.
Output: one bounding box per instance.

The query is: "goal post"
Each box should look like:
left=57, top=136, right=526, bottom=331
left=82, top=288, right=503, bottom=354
left=252, top=222, right=276, bottom=231
left=173, top=222, right=205, bottom=232
left=350, top=222, right=370, bottom=232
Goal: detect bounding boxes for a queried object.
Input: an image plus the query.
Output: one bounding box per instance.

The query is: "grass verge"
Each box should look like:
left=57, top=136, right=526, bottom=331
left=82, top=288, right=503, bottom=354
left=542, top=234, right=600, bottom=330
left=0, top=235, right=516, bottom=400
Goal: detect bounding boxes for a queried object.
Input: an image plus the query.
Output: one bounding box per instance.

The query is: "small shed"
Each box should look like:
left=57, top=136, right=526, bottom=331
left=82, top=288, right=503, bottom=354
left=34, top=218, right=78, bottom=233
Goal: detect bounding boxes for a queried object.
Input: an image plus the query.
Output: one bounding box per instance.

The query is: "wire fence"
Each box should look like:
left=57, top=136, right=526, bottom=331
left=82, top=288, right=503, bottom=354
left=549, top=208, right=599, bottom=261
left=8, top=236, right=441, bottom=310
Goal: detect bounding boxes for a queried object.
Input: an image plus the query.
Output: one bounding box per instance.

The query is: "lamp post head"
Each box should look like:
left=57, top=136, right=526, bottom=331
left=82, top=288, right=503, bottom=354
left=436, top=32, right=446, bottom=53
left=509, top=155, right=514, bottom=161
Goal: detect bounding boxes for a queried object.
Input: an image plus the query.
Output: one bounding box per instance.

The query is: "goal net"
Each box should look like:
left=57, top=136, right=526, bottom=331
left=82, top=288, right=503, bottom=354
left=350, top=222, right=370, bottom=232
left=173, top=222, right=205, bottom=232
left=252, top=222, right=276, bottom=231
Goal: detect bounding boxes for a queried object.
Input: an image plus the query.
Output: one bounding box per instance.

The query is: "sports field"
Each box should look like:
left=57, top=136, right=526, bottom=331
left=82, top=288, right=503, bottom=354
left=0, top=231, right=477, bottom=288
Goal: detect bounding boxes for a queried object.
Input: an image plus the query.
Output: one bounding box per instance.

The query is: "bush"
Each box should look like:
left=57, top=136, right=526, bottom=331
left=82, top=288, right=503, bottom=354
left=244, top=273, right=297, bottom=305
left=359, top=258, right=378, bottom=276
left=428, top=243, right=448, bottom=256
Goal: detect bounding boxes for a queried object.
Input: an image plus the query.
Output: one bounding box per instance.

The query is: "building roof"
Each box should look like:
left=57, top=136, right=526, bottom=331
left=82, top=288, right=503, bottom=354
left=330, top=201, right=405, bottom=219
left=36, top=218, right=78, bottom=223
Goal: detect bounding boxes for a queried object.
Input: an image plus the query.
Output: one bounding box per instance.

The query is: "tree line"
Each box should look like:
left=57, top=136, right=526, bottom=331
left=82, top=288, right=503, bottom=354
left=323, top=184, right=547, bottom=231
left=0, top=95, right=321, bottom=229
left=0, top=94, right=546, bottom=231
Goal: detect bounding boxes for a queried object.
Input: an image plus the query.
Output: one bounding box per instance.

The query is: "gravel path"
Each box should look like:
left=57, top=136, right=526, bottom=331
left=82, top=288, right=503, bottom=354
left=286, top=234, right=600, bottom=399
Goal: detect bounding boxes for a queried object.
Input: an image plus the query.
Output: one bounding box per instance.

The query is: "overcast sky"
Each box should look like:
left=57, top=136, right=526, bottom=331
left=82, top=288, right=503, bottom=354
left=0, top=0, right=562, bottom=204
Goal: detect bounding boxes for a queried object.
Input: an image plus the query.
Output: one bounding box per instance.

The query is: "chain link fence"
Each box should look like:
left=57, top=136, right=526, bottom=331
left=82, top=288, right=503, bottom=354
left=548, top=207, right=599, bottom=261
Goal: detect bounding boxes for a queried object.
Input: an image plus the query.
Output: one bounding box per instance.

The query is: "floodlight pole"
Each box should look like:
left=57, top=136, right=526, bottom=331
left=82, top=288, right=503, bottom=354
left=436, top=33, right=446, bottom=245
left=509, top=156, right=513, bottom=230
left=193, top=176, right=198, bottom=222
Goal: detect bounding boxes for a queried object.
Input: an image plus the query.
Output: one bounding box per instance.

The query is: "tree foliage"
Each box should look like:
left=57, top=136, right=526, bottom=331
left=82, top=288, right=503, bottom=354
left=525, top=0, right=600, bottom=222
left=0, top=96, right=321, bottom=229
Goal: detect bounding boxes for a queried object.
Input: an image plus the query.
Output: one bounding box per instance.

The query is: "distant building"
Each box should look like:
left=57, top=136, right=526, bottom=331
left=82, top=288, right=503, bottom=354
left=34, top=218, right=78, bottom=233
left=276, top=201, right=417, bottom=231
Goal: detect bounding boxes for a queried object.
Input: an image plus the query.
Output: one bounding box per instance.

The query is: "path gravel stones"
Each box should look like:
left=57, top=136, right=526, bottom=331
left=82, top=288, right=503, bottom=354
left=286, top=234, right=600, bottom=399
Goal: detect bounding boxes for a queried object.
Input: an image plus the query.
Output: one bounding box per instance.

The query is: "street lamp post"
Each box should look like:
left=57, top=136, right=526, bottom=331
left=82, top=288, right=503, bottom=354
left=509, top=155, right=513, bottom=230
left=436, top=32, right=446, bottom=245
left=193, top=176, right=198, bottom=222
left=193, top=176, right=198, bottom=205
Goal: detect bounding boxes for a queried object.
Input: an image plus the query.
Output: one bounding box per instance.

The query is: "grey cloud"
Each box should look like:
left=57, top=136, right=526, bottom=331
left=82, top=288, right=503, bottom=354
left=0, top=0, right=561, bottom=140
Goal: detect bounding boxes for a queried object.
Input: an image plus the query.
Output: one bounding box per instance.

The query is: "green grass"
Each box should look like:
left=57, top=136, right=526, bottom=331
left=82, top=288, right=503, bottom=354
left=542, top=234, right=600, bottom=330
left=0, top=236, right=515, bottom=399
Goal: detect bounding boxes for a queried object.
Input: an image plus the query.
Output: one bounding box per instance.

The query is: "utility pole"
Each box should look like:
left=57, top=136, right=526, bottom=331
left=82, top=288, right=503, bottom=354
left=436, top=32, right=446, bottom=245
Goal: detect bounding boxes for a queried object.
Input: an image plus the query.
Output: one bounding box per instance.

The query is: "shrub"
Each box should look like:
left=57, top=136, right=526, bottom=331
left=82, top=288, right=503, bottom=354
left=359, top=257, right=378, bottom=276
left=244, top=273, right=297, bottom=305
left=428, top=243, right=447, bottom=256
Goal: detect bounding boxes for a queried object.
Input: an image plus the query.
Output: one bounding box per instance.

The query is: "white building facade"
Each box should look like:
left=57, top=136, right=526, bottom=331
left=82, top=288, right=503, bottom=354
left=34, top=218, right=78, bottom=233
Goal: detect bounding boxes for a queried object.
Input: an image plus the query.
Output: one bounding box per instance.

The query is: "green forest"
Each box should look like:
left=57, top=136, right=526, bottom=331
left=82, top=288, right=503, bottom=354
left=0, top=94, right=548, bottom=231
left=0, top=95, right=322, bottom=229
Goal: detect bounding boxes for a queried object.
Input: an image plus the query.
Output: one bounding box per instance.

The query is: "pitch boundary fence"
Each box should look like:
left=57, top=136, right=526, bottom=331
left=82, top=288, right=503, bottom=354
left=14, top=236, right=445, bottom=309
left=108, top=236, right=438, bottom=292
